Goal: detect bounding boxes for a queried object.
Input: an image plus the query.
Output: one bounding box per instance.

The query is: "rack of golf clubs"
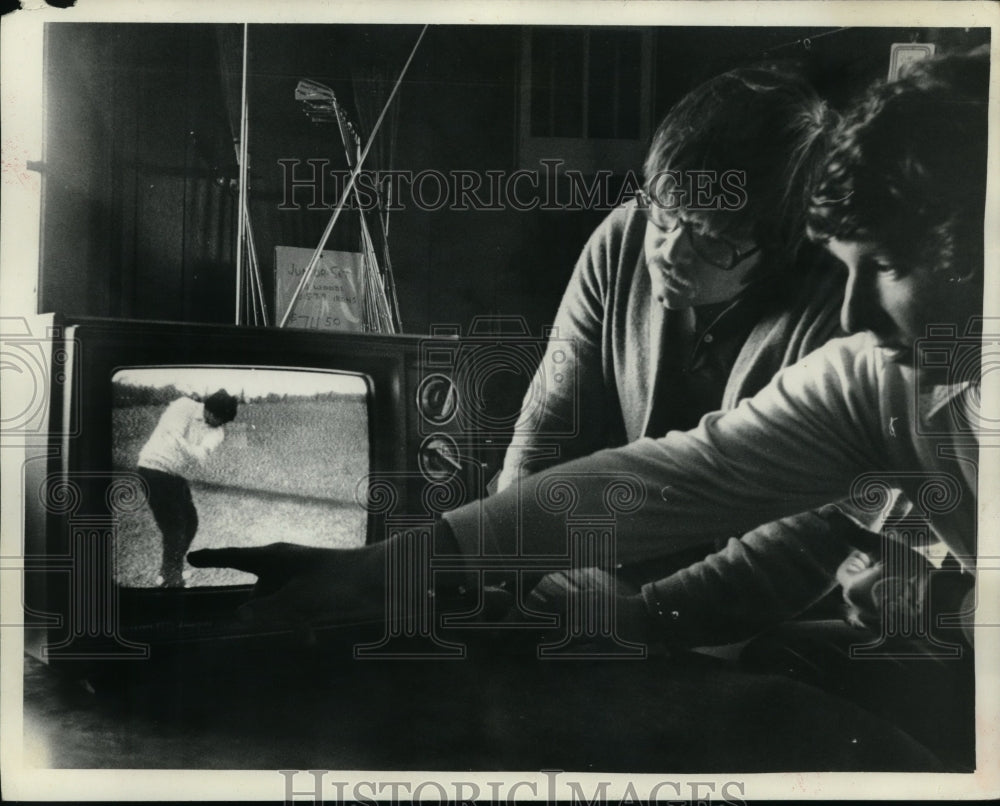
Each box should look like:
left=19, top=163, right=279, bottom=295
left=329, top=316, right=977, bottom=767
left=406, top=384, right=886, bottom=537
left=228, top=25, right=421, bottom=332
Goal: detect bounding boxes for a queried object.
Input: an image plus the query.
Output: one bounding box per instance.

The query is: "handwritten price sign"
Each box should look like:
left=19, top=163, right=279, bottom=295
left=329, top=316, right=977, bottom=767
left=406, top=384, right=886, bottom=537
left=275, top=246, right=366, bottom=332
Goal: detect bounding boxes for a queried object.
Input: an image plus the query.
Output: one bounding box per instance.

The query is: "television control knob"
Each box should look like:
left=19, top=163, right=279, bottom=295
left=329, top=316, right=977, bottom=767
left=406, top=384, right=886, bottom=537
left=417, top=374, right=458, bottom=424
left=418, top=434, right=462, bottom=481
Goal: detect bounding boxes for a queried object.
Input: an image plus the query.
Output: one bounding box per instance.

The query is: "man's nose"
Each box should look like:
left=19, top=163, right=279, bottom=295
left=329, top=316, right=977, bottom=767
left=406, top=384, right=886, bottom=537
left=656, top=225, right=695, bottom=265
left=840, top=267, right=876, bottom=334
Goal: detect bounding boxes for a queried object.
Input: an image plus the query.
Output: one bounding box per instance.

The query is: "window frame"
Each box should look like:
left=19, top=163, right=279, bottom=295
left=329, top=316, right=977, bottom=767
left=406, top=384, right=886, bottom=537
left=517, top=26, right=655, bottom=175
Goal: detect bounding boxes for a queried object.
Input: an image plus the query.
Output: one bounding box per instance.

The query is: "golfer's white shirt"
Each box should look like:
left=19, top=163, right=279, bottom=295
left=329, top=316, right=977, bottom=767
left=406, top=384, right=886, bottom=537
left=137, top=397, right=225, bottom=476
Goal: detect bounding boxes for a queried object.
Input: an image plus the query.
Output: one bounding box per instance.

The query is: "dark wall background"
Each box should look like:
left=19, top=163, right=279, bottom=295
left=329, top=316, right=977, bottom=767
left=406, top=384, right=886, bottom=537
left=40, top=24, right=990, bottom=337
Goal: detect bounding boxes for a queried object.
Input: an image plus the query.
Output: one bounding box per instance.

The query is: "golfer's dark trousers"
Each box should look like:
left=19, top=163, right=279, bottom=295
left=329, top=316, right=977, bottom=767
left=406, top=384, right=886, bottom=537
left=137, top=466, right=198, bottom=587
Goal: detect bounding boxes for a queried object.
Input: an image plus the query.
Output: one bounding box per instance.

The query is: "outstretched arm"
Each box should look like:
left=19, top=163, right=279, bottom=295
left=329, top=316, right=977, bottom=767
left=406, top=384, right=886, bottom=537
left=448, top=334, right=889, bottom=564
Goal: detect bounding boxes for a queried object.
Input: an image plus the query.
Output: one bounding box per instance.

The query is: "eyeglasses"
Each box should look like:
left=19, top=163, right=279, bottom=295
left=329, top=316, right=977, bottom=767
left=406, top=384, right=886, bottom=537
left=636, top=189, right=761, bottom=271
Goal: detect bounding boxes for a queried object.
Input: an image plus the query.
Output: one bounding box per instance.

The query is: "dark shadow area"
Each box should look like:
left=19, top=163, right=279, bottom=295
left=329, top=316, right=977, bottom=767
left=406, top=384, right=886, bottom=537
left=24, top=628, right=948, bottom=773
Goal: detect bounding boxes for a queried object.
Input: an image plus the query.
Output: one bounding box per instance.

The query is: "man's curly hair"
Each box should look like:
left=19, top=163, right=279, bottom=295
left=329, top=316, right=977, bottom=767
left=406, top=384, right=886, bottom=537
left=807, top=49, right=988, bottom=282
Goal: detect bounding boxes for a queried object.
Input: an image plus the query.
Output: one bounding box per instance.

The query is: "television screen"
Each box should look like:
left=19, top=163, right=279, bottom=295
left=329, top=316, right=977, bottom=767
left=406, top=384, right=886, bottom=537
left=110, top=366, right=370, bottom=589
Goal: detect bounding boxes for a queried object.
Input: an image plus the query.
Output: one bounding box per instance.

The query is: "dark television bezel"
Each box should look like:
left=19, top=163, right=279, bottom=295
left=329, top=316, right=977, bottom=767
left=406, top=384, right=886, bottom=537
left=24, top=315, right=442, bottom=664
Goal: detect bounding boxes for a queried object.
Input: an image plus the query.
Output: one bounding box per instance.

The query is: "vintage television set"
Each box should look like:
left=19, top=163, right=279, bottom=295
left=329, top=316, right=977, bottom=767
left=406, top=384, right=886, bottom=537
left=21, top=314, right=499, bottom=674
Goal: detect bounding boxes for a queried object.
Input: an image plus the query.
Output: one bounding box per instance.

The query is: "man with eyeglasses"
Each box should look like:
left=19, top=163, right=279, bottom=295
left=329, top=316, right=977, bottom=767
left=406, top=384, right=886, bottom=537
left=491, top=64, right=870, bottom=634
left=499, top=66, right=844, bottom=488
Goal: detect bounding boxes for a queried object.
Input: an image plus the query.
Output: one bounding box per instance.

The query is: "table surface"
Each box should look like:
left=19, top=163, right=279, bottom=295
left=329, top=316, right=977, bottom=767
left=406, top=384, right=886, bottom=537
left=20, top=628, right=945, bottom=773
